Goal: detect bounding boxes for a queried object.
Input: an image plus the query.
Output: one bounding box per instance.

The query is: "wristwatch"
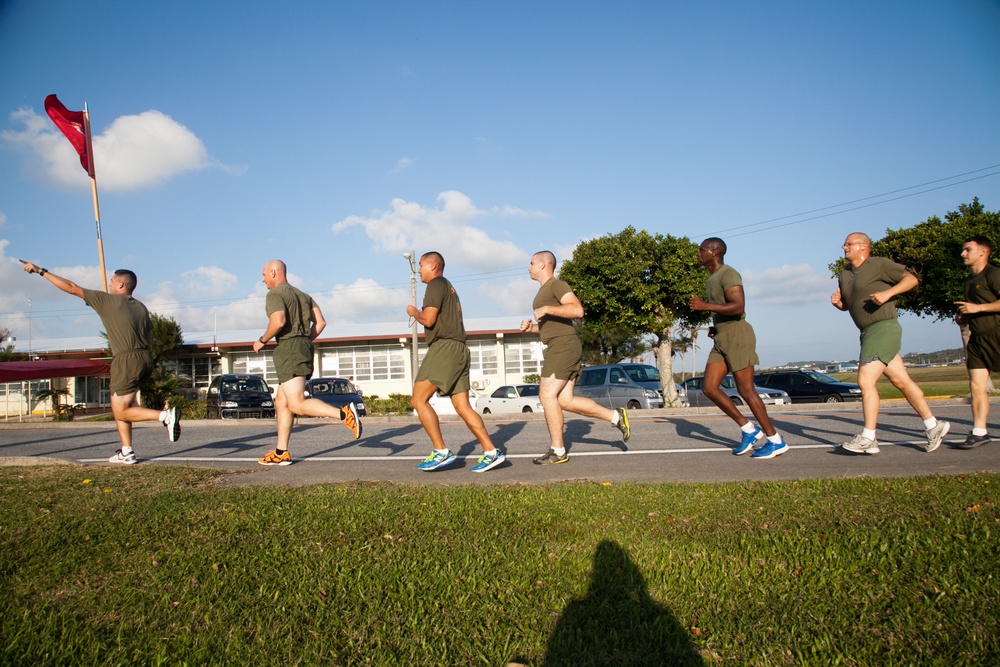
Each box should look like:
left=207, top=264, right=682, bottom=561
left=258, top=337, right=266, bottom=344
left=38, top=268, right=48, bottom=276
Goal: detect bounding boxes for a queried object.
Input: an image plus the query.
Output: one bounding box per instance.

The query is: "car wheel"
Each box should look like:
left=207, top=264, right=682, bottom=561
left=482, top=407, right=491, bottom=414
left=522, top=406, right=532, bottom=413
left=824, top=394, right=843, bottom=403
left=627, top=400, right=641, bottom=410
left=732, top=397, right=744, bottom=406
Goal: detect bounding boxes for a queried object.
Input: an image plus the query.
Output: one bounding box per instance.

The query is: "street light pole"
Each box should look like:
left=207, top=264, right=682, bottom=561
left=404, top=251, right=419, bottom=379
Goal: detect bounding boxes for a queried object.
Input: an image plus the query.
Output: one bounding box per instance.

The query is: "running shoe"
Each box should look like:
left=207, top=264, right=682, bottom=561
left=734, top=426, right=763, bottom=456
left=258, top=450, right=293, bottom=466
left=956, top=433, right=991, bottom=450
left=108, top=449, right=137, bottom=465
left=751, top=438, right=789, bottom=460
left=923, top=421, right=950, bottom=453
left=418, top=449, right=456, bottom=471
left=342, top=403, right=363, bottom=440
left=164, top=406, right=181, bottom=442
left=841, top=433, right=879, bottom=455
left=614, top=408, right=630, bottom=442
left=471, top=449, right=506, bottom=473
left=533, top=448, right=569, bottom=465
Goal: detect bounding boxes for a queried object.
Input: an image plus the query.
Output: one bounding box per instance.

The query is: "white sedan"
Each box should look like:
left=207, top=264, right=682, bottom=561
left=478, top=384, right=544, bottom=414
left=419, top=387, right=482, bottom=416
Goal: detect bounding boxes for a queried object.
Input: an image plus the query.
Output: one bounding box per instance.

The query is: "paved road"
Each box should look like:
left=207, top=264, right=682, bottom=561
left=2, top=400, right=997, bottom=485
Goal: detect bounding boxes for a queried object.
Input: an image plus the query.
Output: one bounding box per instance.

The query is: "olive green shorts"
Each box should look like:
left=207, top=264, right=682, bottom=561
left=541, top=335, right=583, bottom=381
left=273, top=337, right=315, bottom=384
left=706, top=320, right=759, bottom=373
left=967, top=326, right=1000, bottom=372
left=415, top=338, right=471, bottom=396
left=110, top=350, right=154, bottom=396
left=859, top=319, right=902, bottom=366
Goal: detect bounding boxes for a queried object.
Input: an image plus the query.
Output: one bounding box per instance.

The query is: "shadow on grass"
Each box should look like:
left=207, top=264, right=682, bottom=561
left=530, top=540, right=703, bottom=667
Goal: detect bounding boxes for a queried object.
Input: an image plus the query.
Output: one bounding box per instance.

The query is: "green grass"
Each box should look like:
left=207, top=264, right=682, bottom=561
left=830, top=365, right=998, bottom=400
left=2, top=467, right=998, bottom=666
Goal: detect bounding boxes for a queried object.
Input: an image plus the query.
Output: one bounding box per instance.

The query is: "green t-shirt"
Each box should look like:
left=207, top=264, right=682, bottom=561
left=532, top=277, right=576, bottom=343
left=706, top=264, right=746, bottom=327
left=265, top=282, right=315, bottom=341
left=964, top=263, right=1000, bottom=336
left=82, top=288, right=152, bottom=357
left=838, top=256, right=908, bottom=330
left=421, top=276, right=466, bottom=345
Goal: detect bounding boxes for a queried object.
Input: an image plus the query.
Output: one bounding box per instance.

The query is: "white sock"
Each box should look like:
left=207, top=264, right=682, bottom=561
left=610, top=411, right=620, bottom=425
left=553, top=447, right=566, bottom=456
left=741, top=422, right=757, bottom=434
left=862, top=428, right=877, bottom=441
left=121, top=446, right=133, bottom=455
left=158, top=410, right=167, bottom=422
left=923, top=417, right=938, bottom=431
left=973, top=428, right=988, bottom=436
left=768, top=434, right=783, bottom=444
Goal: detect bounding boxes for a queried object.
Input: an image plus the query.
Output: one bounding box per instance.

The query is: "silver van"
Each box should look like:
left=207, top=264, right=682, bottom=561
left=575, top=364, right=665, bottom=410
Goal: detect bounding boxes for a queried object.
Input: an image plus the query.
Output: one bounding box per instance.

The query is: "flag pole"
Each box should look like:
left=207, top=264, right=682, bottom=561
left=82, top=103, right=108, bottom=292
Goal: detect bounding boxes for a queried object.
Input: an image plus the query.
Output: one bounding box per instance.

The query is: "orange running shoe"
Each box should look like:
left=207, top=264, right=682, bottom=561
left=342, top=403, right=363, bottom=439
left=258, top=450, right=292, bottom=466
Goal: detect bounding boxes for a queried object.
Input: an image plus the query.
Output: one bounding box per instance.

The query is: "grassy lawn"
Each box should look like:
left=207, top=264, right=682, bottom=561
left=2, top=467, right=997, bottom=665
left=830, top=365, right=999, bottom=400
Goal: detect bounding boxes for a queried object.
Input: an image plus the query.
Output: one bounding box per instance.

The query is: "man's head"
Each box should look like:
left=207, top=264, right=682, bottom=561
left=418, top=252, right=445, bottom=284
left=842, top=232, right=871, bottom=265
left=110, top=269, right=138, bottom=295
left=962, top=235, right=992, bottom=268
left=529, top=250, right=557, bottom=281
left=261, top=259, right=288, bottom=289
left=696, top=237, right=726, bottom=267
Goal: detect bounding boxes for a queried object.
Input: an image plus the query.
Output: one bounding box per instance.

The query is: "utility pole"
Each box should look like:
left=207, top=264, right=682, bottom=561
left=404, top=251, right=419, bottom=379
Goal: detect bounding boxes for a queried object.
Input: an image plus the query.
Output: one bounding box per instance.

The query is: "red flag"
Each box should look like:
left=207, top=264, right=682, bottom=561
left=44, top=94, right=93, bottom=176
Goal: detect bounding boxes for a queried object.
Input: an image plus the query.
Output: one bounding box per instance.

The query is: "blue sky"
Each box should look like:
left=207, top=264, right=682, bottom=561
left=1, top=0, right=998, bottom=369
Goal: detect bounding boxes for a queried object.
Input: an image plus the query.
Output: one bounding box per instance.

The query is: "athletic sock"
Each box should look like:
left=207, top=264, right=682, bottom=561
left=553, top=447, right=566, bottom=456
left=610, top=411, right=620, bottom=425
left=862, top=428, right=877, bottom=441
left=121, top=446, right=133, bottom=455
left=740, top=422, right=757, bottom=434
left=276, top=448, right=288, bottom=457
left=767, top=434, right=783, bottom=445
left=973, top=428, right=989, bottom=436
left=923, top=417, right=938, bottom=431
left=158, top=410, right=167, bottom=422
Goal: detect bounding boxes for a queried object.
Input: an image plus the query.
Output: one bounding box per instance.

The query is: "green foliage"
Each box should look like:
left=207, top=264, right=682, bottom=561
left=33, top=387, right=86, bottom=421
left=577, top=323, right=648, bottom=365
left=0, top=327, right=25, bottom=362
left=139, top=314, right=186, bottom=410
left=522, top=373, right=541, bottom=384
left=363, top=393, right=414, bottom=415
left=149, top=314, right=184, bottom=363
left=829, top=198, right=1000, bottom=321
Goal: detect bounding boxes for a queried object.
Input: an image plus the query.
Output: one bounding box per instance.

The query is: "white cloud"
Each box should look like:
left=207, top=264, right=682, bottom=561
left=317, top=278, right=410, bottom=325
left=179, top=266, right=240, bottom=297
left=2, top=106, right=238, bottom=192
left=332, top=190, right=531, bottom=269
left=390, top=156, right=413, bottom=174
left=0, top=212, right=6, bottom=228
left=478, top=277, right=538, bottom=317
left=742, top=264, right=837, bottom=306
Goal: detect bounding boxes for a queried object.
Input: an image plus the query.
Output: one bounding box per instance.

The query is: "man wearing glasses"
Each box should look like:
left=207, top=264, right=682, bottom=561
left=831, top=233, right=949, bottom=454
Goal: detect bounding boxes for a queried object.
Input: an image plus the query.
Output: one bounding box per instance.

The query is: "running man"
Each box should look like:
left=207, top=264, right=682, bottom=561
left=21, top=261, right=180, bottom=464
left=831, top=233, right=950, bottom=454
left=253, top=259, right=361, bottom=465
left=407, top=252, right=505, bottom=473
left=688, top=238, right=788, bottom=459
left=954, top=235, right=1000, bottom=449
left=521, top=251, right=629, bottom=465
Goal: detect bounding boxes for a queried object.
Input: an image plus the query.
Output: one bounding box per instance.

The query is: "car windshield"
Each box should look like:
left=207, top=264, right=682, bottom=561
left=804, top=371, right=839, bottom=384
left=518, top=385, right=539, bottom=397
left=623, top=365, right=660, bottom=382
left=311, top=380, right=354, bottom=395
left=225, top=378, right=267, bottom=393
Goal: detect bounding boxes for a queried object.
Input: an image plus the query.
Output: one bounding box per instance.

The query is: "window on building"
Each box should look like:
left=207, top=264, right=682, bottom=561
left=468, top=339, right=498, bottom=376
left=321, top=345, right=407, bottom=381
left=504, top=340, right=543, bottom=378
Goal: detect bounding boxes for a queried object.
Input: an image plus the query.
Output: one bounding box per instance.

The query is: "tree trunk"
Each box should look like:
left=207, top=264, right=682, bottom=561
left=655, top=336, right=682, bottom=406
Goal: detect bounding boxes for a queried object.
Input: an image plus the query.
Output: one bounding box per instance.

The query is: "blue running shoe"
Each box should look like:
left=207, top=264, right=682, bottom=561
left=471, top=449, right=506, bottom=473
left=417, top=449, right=456, bottom=471
left=734, top=427, right=763, bottom=455
left=751, top=438, right=789, bottom=460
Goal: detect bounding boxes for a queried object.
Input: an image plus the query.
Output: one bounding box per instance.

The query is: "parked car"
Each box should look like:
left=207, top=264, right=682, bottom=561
left=206, top=374, right=275, bottom=419
left=575, top=364, right=665, bottom=410
left=304, top=377, right=367, bottom=416
left=417, top=387, right=483, bottom=416
left=754, top=370, right=862, bottom=403
left=614, top=362, right=688, bottom=407
left=478, top=384, right=543, bottom=414
left=679, top=375, right=790, bottom=408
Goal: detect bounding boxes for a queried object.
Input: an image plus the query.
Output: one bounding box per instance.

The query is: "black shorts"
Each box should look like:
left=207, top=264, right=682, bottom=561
left=967, top=327, right=1000, bottom=373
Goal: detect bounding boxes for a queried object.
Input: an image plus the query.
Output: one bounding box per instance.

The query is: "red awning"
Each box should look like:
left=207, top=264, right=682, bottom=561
left=0, top=359, right=110, bottom=383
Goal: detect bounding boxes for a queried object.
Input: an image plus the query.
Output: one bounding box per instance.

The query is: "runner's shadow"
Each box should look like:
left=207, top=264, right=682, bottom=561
left=564, top=420, right=628, bottom=452
left=533, top=540, right=703, bottom=666
left=671, top=419, right=734, bottom=448
left=310, top=424, right=426, bottom=457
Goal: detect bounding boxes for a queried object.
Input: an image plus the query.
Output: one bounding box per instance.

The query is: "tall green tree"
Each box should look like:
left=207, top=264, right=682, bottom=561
left=829, top=198, right=1000, bottom=325
left=138, top=314, right=184, bottom=410
left=558, top=227, right=710, bottom=405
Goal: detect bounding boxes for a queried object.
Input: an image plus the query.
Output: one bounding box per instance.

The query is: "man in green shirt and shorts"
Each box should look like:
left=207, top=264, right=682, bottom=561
left=407, top=252, right=505, bottom=473
left=21, top=261, right=180, bottom=464
left=954, top=235, right=1000, bottom=449
left=831, top=233, right=950, bottom=454
left=253, top=259, right=361, bottom=466
left=689, top=238, right=788, bottom=459
left=521, top=251, right=630, bottom=465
